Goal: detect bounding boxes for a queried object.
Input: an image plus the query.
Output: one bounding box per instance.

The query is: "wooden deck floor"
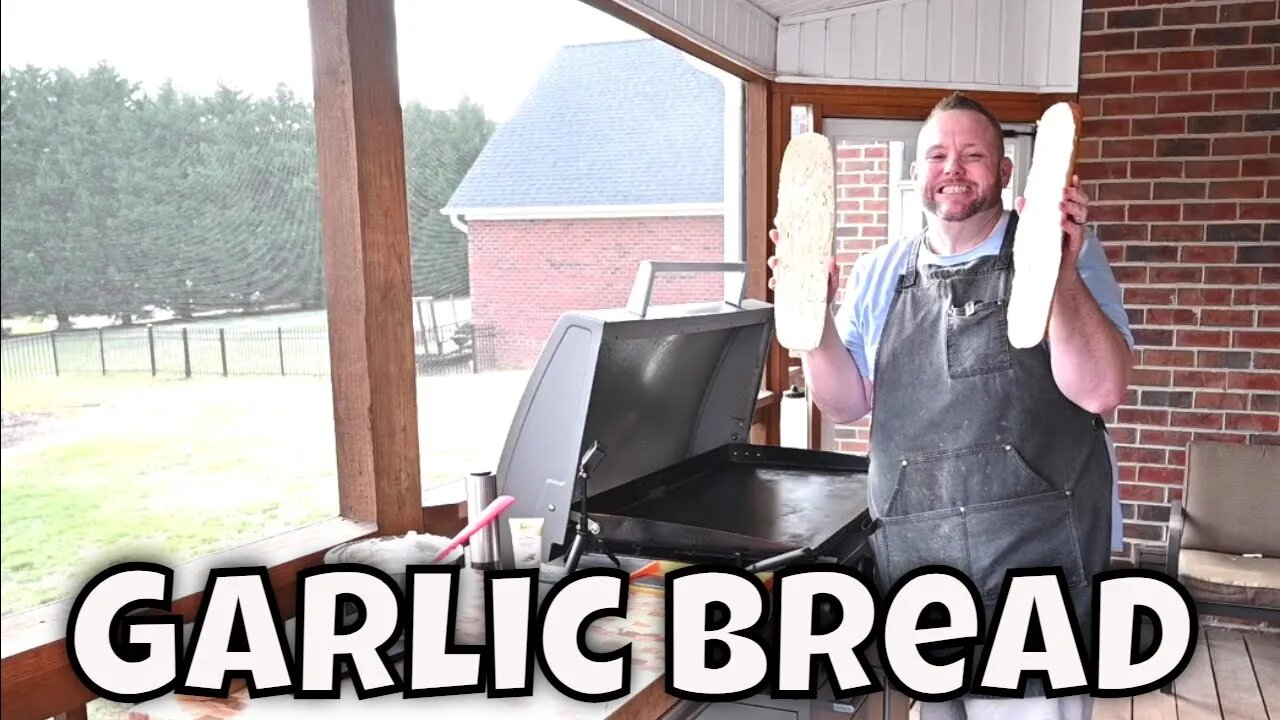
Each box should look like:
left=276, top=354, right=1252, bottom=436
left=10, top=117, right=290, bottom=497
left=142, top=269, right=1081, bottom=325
left=903, top=627, right=1278, bottom=719
left=1092, top=627, right=1279, bottom=720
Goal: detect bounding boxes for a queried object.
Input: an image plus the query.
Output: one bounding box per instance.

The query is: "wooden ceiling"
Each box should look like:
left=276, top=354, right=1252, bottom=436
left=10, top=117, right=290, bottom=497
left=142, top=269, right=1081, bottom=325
left=749, top=0, right=887, bottom=20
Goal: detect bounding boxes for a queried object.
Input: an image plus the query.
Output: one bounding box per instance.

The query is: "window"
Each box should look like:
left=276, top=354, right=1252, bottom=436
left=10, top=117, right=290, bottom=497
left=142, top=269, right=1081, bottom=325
left=393, top=0, right=748, bottom=495
left=0, top=0, right=337, bottom=623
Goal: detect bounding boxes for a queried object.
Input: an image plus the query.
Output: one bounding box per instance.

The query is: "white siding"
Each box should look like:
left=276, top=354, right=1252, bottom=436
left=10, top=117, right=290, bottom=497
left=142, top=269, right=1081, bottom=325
left=774, top=0, right=1082, bottom=92
left=613, top=0, right=779, bottom=75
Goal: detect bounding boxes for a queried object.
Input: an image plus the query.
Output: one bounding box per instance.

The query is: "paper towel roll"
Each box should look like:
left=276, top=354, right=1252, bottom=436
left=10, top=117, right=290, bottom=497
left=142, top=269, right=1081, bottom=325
left=780, top=385, right=810, bottom=449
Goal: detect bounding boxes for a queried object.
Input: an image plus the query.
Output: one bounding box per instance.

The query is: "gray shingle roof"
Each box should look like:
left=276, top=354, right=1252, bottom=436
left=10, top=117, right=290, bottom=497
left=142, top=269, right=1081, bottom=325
left=441, top=39, right=726, bottom=215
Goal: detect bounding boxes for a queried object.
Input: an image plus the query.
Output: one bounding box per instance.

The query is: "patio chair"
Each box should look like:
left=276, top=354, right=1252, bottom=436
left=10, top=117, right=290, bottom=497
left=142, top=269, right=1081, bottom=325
left=1162, top=440, right=1280, bottom=691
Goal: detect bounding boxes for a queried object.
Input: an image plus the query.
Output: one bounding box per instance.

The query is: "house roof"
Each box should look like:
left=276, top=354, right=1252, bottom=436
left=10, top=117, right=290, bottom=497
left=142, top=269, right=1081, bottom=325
left=441, top=39, right=726, bottom=219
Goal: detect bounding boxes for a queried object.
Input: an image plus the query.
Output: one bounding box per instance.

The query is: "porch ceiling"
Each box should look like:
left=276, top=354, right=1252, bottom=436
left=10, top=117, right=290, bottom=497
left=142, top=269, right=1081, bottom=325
left=749, top=0, right=886, bottom=20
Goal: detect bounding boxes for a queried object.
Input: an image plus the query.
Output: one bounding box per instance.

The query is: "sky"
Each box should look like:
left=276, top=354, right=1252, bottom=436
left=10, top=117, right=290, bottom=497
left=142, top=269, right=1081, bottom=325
left=0, top=0, right=650, bottom=122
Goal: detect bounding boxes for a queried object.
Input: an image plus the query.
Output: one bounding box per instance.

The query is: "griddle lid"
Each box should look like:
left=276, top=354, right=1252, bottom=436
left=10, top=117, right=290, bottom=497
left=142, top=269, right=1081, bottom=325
left=494, top=261, right=775, bottom=564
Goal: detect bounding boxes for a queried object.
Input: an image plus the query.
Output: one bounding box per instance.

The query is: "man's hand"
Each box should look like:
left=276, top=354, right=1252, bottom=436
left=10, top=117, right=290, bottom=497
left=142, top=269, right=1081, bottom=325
left=1013, top=174, right=1088, bottom=277
left=1016, top=177, right=1132, bottom=415
left=766, top=228, right=839, bottom=304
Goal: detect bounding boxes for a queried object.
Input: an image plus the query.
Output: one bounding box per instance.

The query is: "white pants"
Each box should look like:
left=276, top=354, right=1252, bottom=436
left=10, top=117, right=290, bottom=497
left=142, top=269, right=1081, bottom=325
left=919, top=695, right=1094, bottom=720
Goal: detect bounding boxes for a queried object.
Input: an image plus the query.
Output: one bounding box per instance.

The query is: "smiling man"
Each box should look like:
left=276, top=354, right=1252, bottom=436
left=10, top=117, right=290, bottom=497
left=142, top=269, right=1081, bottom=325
left=770, top=92, right=1134, bottom=719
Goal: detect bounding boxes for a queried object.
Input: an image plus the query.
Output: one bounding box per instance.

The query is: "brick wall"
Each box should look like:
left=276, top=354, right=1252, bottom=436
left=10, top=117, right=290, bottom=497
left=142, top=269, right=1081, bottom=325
left=467, top=216, right=724, bottom=369
left=1078, top=0, right=1280, bottom=566
left=830, top=141, right=893, bottom=455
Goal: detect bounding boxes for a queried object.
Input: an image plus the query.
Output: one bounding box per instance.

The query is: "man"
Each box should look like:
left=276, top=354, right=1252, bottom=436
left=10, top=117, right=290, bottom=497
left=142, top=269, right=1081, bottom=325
left=769, top=93, right=1133, bottom=719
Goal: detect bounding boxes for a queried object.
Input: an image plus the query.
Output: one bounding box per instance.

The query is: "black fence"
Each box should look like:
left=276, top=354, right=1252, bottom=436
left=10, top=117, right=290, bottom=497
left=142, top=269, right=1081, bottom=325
left=0, top=322, right=496, bottom=382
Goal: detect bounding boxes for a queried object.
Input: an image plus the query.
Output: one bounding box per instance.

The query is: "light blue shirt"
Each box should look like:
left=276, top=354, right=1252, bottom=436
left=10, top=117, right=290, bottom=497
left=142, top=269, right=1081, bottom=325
left=833, top=212, right=1132, bottom=551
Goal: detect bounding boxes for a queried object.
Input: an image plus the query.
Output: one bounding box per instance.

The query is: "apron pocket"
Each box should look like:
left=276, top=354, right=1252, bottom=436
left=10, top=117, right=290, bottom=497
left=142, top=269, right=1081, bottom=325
left=946, top=298, right=1012, bottom=379
left=877, top=508, right=972, bottom=593
left=964, top=491, right=1089, bottom=605
left=885, top=442, right=1059, bottom=516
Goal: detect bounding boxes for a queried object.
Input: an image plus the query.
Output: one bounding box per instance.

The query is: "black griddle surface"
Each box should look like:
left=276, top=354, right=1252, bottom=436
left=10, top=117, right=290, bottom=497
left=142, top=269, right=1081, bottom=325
left=588, top=444, right=870, bottom=553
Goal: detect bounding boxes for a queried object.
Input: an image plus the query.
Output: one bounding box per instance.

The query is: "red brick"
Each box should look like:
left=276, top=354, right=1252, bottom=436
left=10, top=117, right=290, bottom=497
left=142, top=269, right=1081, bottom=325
left=1177, top=329, right=1232, bottom=347
left=1203, top=307, right=1254, bottom=326
left=1193, top=25, right=1252, bottom=46
left=1227, top=413, right=1280, bottom=432
left=1218, top=47, right=1274, bottom=68
left=1247, top=68, right=1280, bottom=89
left=1177, top=288, right=1233, bottom=306
left=1162, top=5, right=1219, bottom=25
left=1206, top=223, right=1263, bottom=241
left=1212, top=136, right=1270, bottom=155
left=1091, top=205, right=1127, bottom=222
left=1132, top=368, right=1173, bottom=386
left=1191, top=70, right=1247, bottom=91
left=1083, top=31, right=1138, bottom=54
left=1180, top=243, right=1232, bottom=263
left=1118, top=446, right=1168, bottom=464
left=1169, top=410, right=1225, bottom=430
left=1139, top=28, right=1192, bottom=48
left=1103, top=138, right=1155, bottom=157
left=1246, top=113, right=1280, bottom=132
left=1132, top=116, right=1188, bottom=137
left=1161, top=49, right=1216, bottom=71
left=1084, top=117, right=1133, bottom=137
left=1100, top=182, right=1153, bottom=201
left=1152, top=222, right=1198, bottom=242
left=1139, top=428, right=1192, bottom=448
left=1104, top=96, right=1160, bottom=116
left=1219, top=1, right=1277, bottom=22
left=1114, top=265, right=1150, bottom=283
left=1157, top=137, right=1211, bottom=156
left=1136, top=328, right=1176, bottom=346
left=1209, top=180, right=1266, bottom=199
left=1162, top=94, right=1208, bottom=113
left=1081, top=74, right=1136, bottom=95
left=1184, top=203, right=1239, bottom=221
left=1241, top=203, right=1280, bottom=221
left=1236, top=289, right=1280, bottom=306
left=1201, top=288, right=1258, bottom=307
left=1100, top=223, right=1151, bottom=242
left=1255, top=394, right=1280, bottom=411
left=1173, top=370, right=1229, bottom=389
left=1131, top=160, right=1184, bottom=178
left=1120, top=484, right=1165, bottom=502
left=1194, top=392, right=1249, bottom=410
left=1126, top=244, right=1181, bottom=263
left=1138, top=466, right=1185, bottom=484
left=1198, top=351, right=1253, bottom=370
left=1234, top=331, right=1280, bottom=350
left=1143, top=349, right=1196, bottom=367
left=1119, top=407, right=1170, bottom=425
left=1105, top=52, right=1159, bottom=74
left=1153, top=181, right=1206, bottom=200
left=1228, top=372, right=1280, bottom=391
left=1259, top=354, right=1280, bottom=370
left=1191, top=432, right=1250, bottom=445
left=1184, top=159, right=1240, bottom=178
left=1188, top=114, right=1245, bottom=134
left=1129, top=205, right=1182, bottom=222
left=1214, top=91, right=1273, bottom=111
left=1262, top=312, right=1280, bottom=328
left=1135, top=73, right=1189, bottom=93
left=1127, top=287, right=1177, bottom=305
left=1078, top=139, right=1101, bottom=160
left=1083, top=11, right=1107, bottom=32
left=1203, top=266, right=1264, bottom=285
left=1150, top=266, right=1203, bottom=283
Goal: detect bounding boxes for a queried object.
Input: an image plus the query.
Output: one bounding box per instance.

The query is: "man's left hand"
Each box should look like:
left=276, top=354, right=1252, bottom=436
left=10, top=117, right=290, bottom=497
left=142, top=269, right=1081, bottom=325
left=1059, top=174, right=1089, bottom=273
left=1014, top=174, right=1089, bottom=281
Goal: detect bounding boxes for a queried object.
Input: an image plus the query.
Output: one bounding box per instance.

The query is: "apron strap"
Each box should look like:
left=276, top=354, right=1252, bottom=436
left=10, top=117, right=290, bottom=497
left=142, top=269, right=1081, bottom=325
left=994, top=210, right=1020, bottom=269
left=896, top=230, right=928, bottom=290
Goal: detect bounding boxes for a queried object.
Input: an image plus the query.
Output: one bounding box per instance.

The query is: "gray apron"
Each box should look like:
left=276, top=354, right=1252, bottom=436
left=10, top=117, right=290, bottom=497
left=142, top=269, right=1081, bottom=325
left=866, top=212, right=1113, bottom=699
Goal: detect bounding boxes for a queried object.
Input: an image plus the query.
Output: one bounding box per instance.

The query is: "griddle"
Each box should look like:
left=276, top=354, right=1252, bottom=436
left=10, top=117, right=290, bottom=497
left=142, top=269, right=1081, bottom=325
left=492, top=261, right=874, bottom=574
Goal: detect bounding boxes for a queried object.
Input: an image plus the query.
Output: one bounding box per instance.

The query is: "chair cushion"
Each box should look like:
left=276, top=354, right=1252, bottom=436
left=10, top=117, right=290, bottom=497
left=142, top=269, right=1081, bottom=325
left=1179, top=549, right=1280, bottom=609
left=1182, top=441, right=1280, bottom=557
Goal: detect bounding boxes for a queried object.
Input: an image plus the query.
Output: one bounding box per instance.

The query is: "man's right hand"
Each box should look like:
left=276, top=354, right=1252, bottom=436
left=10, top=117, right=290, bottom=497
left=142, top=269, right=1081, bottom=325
left=766, top=228, right=840, bottom=306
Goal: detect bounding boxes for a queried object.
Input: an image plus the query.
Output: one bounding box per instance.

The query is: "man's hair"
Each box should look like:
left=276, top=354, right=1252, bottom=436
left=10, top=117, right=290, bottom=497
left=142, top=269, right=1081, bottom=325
left=926, top=92, right=1005, bottom=151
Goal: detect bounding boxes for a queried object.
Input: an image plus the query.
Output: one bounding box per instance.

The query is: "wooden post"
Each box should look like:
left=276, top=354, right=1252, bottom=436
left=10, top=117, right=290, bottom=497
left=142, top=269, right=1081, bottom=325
left=182, top=328, right=192, bottom=379
left=309, top=0, right=422, bottom=535
left=426, top=297, right=441, bottom=354
left=98, top=328, right=106, bottom=375
left=416, top=299, right=430, bottom=357
left=279, top=327, right=286, bottom=375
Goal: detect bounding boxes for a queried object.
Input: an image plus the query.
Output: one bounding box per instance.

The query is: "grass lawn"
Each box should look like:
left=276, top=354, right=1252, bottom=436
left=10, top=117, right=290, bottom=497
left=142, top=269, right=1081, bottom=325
left=1, top=368, right=528, bottom=617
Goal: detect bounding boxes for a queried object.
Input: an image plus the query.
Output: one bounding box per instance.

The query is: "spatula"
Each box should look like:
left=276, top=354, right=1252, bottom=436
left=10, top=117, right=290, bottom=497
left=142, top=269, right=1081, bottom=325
left=430, top=494, right=516, bottom=564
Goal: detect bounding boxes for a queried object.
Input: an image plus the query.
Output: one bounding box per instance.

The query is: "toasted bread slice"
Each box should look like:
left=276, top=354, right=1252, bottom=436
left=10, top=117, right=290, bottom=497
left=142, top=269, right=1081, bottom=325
left=1008, top=101, right=1082, bottom=349
left=774, top=132, right=836, bottom=352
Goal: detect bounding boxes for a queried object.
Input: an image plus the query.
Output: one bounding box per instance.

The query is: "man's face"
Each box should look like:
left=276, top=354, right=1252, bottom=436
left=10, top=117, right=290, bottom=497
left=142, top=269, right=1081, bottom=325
left=911, top=110, right=1012, bottom=222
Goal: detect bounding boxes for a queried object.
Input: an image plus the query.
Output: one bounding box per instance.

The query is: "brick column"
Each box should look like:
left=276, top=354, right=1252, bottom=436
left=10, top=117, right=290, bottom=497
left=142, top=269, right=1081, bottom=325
left=1078, top=0, right=1279, bottom=566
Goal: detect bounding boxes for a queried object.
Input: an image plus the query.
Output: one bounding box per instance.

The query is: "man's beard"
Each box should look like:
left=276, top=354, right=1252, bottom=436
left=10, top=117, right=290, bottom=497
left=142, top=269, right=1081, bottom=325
left=921, top=181, right=1003, bottom=222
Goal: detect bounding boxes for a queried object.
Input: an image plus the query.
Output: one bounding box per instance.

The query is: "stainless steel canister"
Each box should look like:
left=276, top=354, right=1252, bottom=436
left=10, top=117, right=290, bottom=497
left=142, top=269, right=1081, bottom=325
left=464, top=471, right=501, bottom=570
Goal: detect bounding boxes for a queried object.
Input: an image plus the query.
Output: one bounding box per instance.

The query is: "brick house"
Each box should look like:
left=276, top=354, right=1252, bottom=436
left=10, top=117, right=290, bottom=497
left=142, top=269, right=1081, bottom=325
left=442, top=39, right=739, bottom=369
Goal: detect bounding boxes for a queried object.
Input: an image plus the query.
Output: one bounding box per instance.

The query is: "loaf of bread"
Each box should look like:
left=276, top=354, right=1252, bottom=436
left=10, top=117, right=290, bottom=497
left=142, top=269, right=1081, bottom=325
left=1007, top=101, right=1082, bottom=349
left=774, top=131, right=836, bottom=352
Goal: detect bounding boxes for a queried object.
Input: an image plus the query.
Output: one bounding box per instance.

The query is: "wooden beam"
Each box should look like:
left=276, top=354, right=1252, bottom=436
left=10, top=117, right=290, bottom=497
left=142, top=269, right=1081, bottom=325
left=309, top=0, right=423, bottom=535
left=579, top=0, right=769, bottom=83
left=744, top=78, right=770, bottom=304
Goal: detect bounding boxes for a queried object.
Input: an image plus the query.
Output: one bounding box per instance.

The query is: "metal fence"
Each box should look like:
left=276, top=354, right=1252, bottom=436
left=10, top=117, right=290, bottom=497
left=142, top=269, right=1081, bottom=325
left=0, top=321, right=497, bottom=382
